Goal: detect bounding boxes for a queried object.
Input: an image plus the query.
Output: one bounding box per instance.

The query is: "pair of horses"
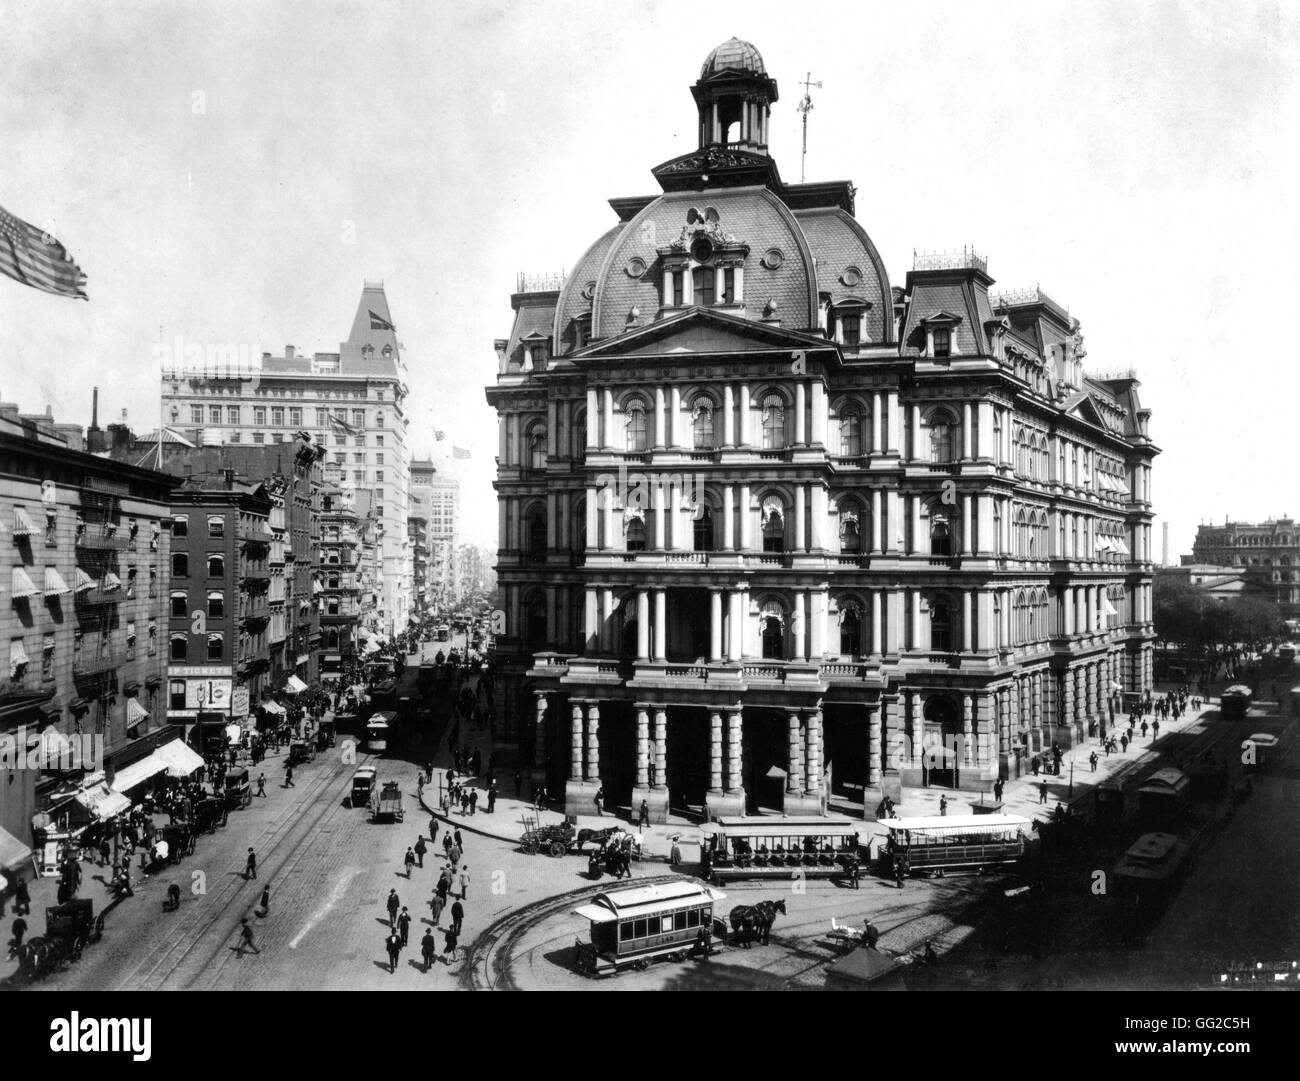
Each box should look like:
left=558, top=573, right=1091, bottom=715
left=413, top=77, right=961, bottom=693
left=729, top=899, right=786, bottom=947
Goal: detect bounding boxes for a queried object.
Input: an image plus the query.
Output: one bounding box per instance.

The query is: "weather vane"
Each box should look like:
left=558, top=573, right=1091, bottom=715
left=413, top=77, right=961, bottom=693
left=797, top=71, right=822, bottom=184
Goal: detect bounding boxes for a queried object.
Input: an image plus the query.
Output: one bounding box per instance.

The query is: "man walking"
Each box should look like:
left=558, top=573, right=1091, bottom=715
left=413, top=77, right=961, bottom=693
left=421, top=928, right=437, bottom=972
left=386, top=888, right=401, bottom=929
left=486, top=781, right=496, bottom=814
left=458, top=865, right=470, bottom=900
left=245, top=847, right=257, bottom=880
left=448, top=843, right=462, bottom=869
left=469, top=789, right=478, bottom=816
left=397, top=906, right=412, bottom=947
left=430, top=817, right=439, bottom=848
left=638, top=799, right=650, bottom=830
left=1038, top=781, right=1048, bottom=805
left=939, top=795, right=948, bottom=816
left=451, top=897, right=465, bottom=936
left=893, top=856, right=906, bottom=889
left=442, top=925, right=459, bottom=964
left=594, top=785, right=604, bottom=816
left=236, top=918, right=260, bottom=955
left=1089, top=751, right=1098, bottom=773
left=431, top=891, right=446, bottom=926
left=385, top=929, right=402, bottom=974
left=284, top=764, right=295, bottom=788
left=404, top=847, right=417, bottom=878
left=414, top=835, right=427, bottom=868
left=256, top=773, right=267, bottom=798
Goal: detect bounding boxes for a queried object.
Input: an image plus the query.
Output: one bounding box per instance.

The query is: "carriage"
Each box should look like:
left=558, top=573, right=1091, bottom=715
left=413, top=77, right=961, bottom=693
left=17, top=899, right=101, bottom=982
left=702, top=815, right=866, bottom=883
left=877, top=814, right=1031, bottom=877
left=573, top=880, right=727, bottom=976
left=224, top=768, right=253, bottom=811
left=374, top=780, right=405, bottom=823
left=518, top=812, right=576, bottom=857
left=159, top=824, right=197, bottom=862
left=192, top=795, right=228, bottom=833
left=316, top=720, right=337, bottom=751
left=288, top=739, right=316, bottom=766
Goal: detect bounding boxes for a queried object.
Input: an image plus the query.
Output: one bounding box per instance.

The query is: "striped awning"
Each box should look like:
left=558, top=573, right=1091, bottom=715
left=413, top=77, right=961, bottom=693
left=74, top=567, right=95, bottom=592
left=126, top=698, right=150, bottom=725
left=13, top=507, right=38, bottom=536
left=11, top=566, right=39, bottom=598
left=43, top=567, right=72, bottom=597
left=103, top=572, right=123, bottom=591
left=0, top=825, right=32, bottom=875
left=10, top=638, right=30, bottom=673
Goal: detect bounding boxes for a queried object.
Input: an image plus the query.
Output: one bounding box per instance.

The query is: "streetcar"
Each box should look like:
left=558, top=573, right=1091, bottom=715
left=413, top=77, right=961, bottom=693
left=702, top=815, right=865, bottom=882
left=876, top=813, right=1031, bottom=877
left=1220, top=685, right=1253, bottom=721
left=572, top=880, right=726, bottom=976
left=365, top=711, right=396, bottom=753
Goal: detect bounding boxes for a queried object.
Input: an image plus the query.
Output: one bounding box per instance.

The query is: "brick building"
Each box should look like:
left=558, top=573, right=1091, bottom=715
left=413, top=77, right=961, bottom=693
left=1188, top=518, right=1300, bottom=615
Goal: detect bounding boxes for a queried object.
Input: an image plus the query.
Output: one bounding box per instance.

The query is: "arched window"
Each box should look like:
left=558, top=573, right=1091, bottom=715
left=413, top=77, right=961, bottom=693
left=169, top=633, right=187, bottom=661
left=170, top=590, right=187, bottom=618
left=527, top=426, right=546, bottom=470
left=840, top=409, right=863, bottom=456
left=207, top=590, right=224, bottom=618
left=692, top=402, right=714, bottom=449
left=525, top=594, right=547, bottom=651
left=841, top=512, right=861, bottom=554
left=839, top=603, right=862, bottom=657
left=626, top=517, right=647, bottom=552
left=931, top=600, right=953, bottom=651
left=693, top=507, right=714, bottom=552
left=761, top=395, right=785, bottom=450
left=171, top=552, right=188, bottom=578
left=207, top=514, right=225, bottom=538
left=571, top=409, right=586, bottom=461
left=928, top=414, right=954, bottom=463
left=207, top=554, right=225, bottom=578
left=572, top=498, right=586, bottom=553
left=930, top=508, right=953, bottom=556
left=206, top=631, right=224, bottom=661
left=624, top=401, right=647, bottom=452
left=760, top=603, right=785, bottom=659
left=528, top=509, right=546, bottom=555
left=762, top=505, right=785, bottom=553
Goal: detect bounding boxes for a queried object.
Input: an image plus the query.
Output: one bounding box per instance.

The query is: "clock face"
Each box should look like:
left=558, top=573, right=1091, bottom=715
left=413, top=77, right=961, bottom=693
left=690, top=237, right=714, bottom=264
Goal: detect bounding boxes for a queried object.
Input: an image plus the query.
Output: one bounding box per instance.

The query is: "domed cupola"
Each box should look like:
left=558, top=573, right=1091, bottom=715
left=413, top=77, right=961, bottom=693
left=692, top=37, right=779, bottom=155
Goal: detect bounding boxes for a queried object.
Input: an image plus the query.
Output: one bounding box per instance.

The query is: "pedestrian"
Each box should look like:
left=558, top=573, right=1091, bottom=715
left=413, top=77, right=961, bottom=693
left=1152, top=720, right=1160, bottom=739
left=385, top=929, right=402, bottom=973
left=431, top=891, right=446, bottom=926
left=246, top=847, right=257, bottom=880
left=257, top=773, right=267, bottom=797
left=398, top=906, right=411, bottom=947
left=448, top=844, right=461, bottom=868
left=1032, top=755, right=1040, bottom=777
left=939, top=795, right=948, bottom=816
left=594, top=785, right=604, bottom=816
left=454, top=828, right=463, bottom=851
left=1141, top=720, right=1149, bottom=739
left=235, top=917, right=260, bottom=955
left=638, top=799, right=650, bottom=830
left=459, top=865, right=470, bottom=900
left=486, top=783, right=496, bottom=814
left=670, top=835, right=682, bottom=866
left=451, top=898, right=465, bottom=935
left=404, top=847, right=417, bottom=877
left=285, top=764, right=295, bottom=788
left=386, top=888, right=400, bottom=928
left=514, top=770, right=522, bottom=798
left=442, top=925, right=459, bottom=964
left=437, top=867, right=452, bottom=900
left=893, top=857, right=906, bottom=889
left=442, top=834, right=452, bottom=859
left=421, top=928, right=437, bottom=972
left=430, top=817, right=439, bottom=847
left=469, top=790, right=478, bottom=816
left=1089, top=751, right=1098, bottom=773
left=1038, top=781, right=1048, bottom=805
left=1120, top=734, right=1129, bottom=754
left=414, top=836, right=427, bottom=868
left=259, top=884, right=270, bottom=914
left=459, top=792, right=469, bottom=816
left=417, top=772, right=426, bottom=799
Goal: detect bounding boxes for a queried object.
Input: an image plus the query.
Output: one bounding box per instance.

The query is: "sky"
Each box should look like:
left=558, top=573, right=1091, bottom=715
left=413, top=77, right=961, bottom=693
left=3, top=0, right=1299, bottom=553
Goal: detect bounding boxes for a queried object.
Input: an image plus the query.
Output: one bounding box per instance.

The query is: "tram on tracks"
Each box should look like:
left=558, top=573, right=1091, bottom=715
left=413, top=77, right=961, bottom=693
left=701, top=815, right=865, bottom=882
left=877, top=814, right=1031, bottom=877
left=572, top=880, right=726, bottom=976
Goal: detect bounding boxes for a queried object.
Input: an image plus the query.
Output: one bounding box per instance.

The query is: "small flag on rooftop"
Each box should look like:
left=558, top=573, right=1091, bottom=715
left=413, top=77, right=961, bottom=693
left=434, top=430, right=446, bottom=441
left=0, top=204, right=88, bottom=300
left=329, top=413, right=359, bottom=435
left=369, top=310, right=394, bottom=331
left=452, top=446, right=471, bottom=460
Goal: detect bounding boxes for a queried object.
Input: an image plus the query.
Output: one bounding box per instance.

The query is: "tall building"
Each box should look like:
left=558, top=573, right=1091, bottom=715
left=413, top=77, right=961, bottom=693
left=1, top=400, right=176, bottom=880
left=159, top=283, right=412, bottom=635
left=319, top=479, right=368, bottom=671
left=1188, top=519, right=1300, bottom=613
left=486, top=39, right=1159, bottom=822
left=411, top=457, right=459, bottom=610
left=454, top=543, right=495, bottom=602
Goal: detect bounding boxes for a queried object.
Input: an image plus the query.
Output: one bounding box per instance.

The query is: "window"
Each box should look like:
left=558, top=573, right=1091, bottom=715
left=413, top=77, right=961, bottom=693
left=254, top=407, right=266, bottom=426
left=229, top=431, right=242, bottom=443
left=931, top=600, right=953, bottom=651
left=208, top=405, right=221, bottom=424
left=355, top=434, right=365, bottom=446
left=528, top=510, right=546, bottom=555
left=207, top=590, right=224, bottom=618
left=41, top=632, right=55, bottom=679
left=290, top=408, right=302, bottom=426
left=169, top=679, right=186, bottom=710
left=172, top=515, right=188, bottom=537
left=928, top=415, right=954, bottom=463
left=670, top=271, right=683, bottom=307
left=252, top=432, right=264, bottom=443
left=760, top=610, right=784, bottom=659
left=692, top=403, right=714, bottom=449
left=375, top=471, right=384, bottom=484
left=762, top=508, right=784, bottom=553
left=169, top=634, right=187, bottom=661
left=352, top=410, right=365, bottom=428
left=206, top=633, right=223, bottom=661
left=841, top=314, right=861, bottom=346
left=376, top=453, right=384, bottom=466
left=147, top=620, right=157, bottom=654
left=691, top=266, right=715, bottom=306
left=354, top=471, right=364, bottom=482
left=624, top=401, right=647, bottom=452
left=528, top=429, right=545, bottom=470
left=334, top=433, right=346, bottom=446
left=376, top=412, right=385, bottom=428
left=376, top=434, right=384, bottom=446
left=693, top=508, right=714, bottom=552
left=316, top=408, right=328, bottom=426
left=207, top=514, right=224, bottom=538
left=626, top=518, right=646, bottom=552
left=933, top=328, right=952, bottom=358
left=190, top=405, right=203, bottom=424
left=841, top=514, right=861, bottom=554
left=172, top=552, right=189, bottom=577
left=207, top=554, right=225, bottom=577
left=762, top=395, right=785, bottom=449
left=170, top=590, right=187, bottom=617
left=930, top=509, right=953, bottom=556
left=272, top=407, right=284, bottom=426
left=721, top=267, right=736, bottom=304
left=840, top=605, right=861, bottom=656
left=840, top=410, right=863, bottom=456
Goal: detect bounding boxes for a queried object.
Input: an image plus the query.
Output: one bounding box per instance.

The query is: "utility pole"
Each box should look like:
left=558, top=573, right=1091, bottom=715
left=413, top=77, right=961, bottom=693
left=797, top=71, right=822, bottom=184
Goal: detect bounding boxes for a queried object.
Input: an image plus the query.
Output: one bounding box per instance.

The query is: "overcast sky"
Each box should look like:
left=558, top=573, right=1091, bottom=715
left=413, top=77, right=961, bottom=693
left=3, top=0, right=1298, bottom=553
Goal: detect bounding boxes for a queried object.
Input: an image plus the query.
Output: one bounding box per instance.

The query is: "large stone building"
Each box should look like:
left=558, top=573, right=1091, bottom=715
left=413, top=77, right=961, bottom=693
left=1187, top=519, right=1300, bottom=614
left=486, top=40, right=1159, bottom=822
left=411, top=457, right=459, bottom=610
left=159, top=283, right=412, bottom=635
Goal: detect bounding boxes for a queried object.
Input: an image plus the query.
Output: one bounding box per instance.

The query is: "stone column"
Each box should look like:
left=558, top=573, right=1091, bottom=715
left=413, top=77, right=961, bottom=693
left=787, top=713, right=802, bottom=794
left=962, top=402, right=973, bottom=460
left=653, top=589, right=667, bottom=661
left=871, top=392, right=883, bottom=454
left=570, top=703, right=583, bottom=780
left=805, top=709, right=823, bottom=793
left=709, top=712, right=723, bottom=792
left=601, top=485, right=615, bottom=550
left=810, top=381, right=827, bottom=445
left=795, top=381, right=807, bottom=445
left=727, top=710, right=743, bottom=792
left=886, top=391, right=900, bottom=453
left=636, top=706, right=650, bottom=787
left=584, top=587, right=599, bottom=652
left=870, top=589, right=883, bottom=655
left=962, top=692, right=973, bottom=766
left=962, top=591, right=973, bottom=653
left=600, top=587, right=614, bottom=653
left=636, top=590, right=650, bottom=661
left=909, top=405, right=922, bottom=462
left=709, top=589, right=723, bottom=662
left=585, top=487, right=599, bottom=549
left=908, top=690, right=921, bottom=769
left=738, top=483, right=751, bottom=549
left=534, top=693, right=548, bottom=769
left=652, top=481, right=665, bottom=550
left=867, top=704, right=882, bottom=786
left=910, top=495, right=923, bottom=555
left=738, top=384, right=750, bottom=445
left=602, top=388, right=614, bottom=450
left=810, top=589, right=827, bottom=659
left=653, top=709, right=667, bottom=790
left=961, top=494, right=973, bottom=555
left=723, top=385, right=735, bottom=446
left=871, top=489, right=882, bottom=552
left=795, top=484, right=807, bottom=551
left=723, top=484, right=735, bottom=550
left=728, top=590, right=744, bottom=661
left=792, top=591, right=806, bottom=660
left=586, top=703, right=600, bottom=781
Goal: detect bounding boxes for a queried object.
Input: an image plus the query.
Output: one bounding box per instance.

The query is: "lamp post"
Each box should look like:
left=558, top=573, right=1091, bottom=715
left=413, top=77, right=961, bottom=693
left=1068, top=760, right=1075, bottom=799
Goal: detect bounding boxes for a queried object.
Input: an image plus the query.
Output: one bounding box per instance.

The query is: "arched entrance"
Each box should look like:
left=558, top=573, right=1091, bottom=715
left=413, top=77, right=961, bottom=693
left=665, top=707, right=710, bottom=814
left=742, top=710, right=791, bottom=814
left=921, top=694, right=961, bottom=788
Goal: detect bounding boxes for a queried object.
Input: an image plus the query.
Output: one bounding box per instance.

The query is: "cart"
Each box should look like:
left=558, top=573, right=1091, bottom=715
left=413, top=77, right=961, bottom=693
left=288, top=739, right=316, bottom=766
left=317, top=720, right=336, bottom=750
left=19, top=899, right=100, bottom=981
left=374, top=779, right=405, bottom=822
left=193, top=795, right=227, bottom=832
left=519, top=812, right=576, bottom=857
left=160, top=824, right=197, bottom=862
left=224, top=768, right=253, bottom=810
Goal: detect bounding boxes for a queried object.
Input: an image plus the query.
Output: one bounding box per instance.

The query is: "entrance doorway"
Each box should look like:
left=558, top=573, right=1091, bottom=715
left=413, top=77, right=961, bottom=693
left=742, top=710, right=790, bottom=814
left=921, top=694, right=960, bottom=788
left=665, top=707, right=710, bottom=813
left=823, top=706, right=867, bottom=802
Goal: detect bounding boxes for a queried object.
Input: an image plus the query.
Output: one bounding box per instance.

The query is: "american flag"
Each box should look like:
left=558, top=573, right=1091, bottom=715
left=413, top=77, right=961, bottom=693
left=452, top=446, right=471, bottom=460
left=329, top=413, right=359, bottom=434
left=434, top=430, right=445, bottom=441
left=0, top=204, right=88, bottom=299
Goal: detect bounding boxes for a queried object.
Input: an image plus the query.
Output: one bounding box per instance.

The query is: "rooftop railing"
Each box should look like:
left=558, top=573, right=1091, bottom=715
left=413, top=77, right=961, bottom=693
left=913, top=247, right=987, bottom=273
left=516, top=271, right=567, bottom=293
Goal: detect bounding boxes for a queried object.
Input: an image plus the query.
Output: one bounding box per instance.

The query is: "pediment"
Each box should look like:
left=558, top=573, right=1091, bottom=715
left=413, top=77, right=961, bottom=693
left=1063, top=392, right=1106, bottom=425
left=574, top=308, right=827, bottom=361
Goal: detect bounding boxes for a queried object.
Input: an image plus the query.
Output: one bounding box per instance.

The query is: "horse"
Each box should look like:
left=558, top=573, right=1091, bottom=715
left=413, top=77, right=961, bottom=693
left=729, top=899, right=787, bottom=946
left=576, top=826, right=619, bottom=852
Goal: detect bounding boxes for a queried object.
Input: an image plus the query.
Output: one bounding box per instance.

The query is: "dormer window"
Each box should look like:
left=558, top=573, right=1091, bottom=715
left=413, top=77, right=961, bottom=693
left=933, top=329, right=951, bottom=358
left=919, top=312, right=962, bottom=358
left=691, top=266, right=715, bottom=306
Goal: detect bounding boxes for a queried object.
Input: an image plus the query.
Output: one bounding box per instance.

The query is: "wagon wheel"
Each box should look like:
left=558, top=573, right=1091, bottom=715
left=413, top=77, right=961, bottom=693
left=522, top=840, right=539, bottom=855
left=634, top=958, right=651, bottom=971
left=548, top=840, right=567, bottom=858
left=71, top=934, right=87, bottom=960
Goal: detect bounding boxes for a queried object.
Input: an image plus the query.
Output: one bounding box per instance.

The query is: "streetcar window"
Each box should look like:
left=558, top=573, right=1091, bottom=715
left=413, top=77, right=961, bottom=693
left=674, top=912, right=688, bottom=931
left=634, top=919, right=648, bottom=939
left=687, top=909, right=700, bottom=928
left=620, top=922, right=634, bottom=942
left=658, top=916, right=672, bottom=934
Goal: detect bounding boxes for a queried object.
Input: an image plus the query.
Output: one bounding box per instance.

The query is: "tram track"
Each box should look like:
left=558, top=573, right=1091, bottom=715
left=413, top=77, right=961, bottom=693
left=110, top=750, right=363, bottom=991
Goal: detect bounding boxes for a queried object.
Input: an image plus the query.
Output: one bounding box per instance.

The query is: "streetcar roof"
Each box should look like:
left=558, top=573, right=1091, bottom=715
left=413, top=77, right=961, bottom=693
left=573, top=881, right=725, bottom=922
left=712, top=814, right=857, bottom=835
left=878, top=814, right=1032, bottom=831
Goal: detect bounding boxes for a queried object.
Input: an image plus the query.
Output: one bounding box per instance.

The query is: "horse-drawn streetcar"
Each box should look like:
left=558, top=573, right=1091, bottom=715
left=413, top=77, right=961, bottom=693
left=702, top=815, right=865, bottom=882
left=573, top=880, right=726, bottom=976
left=877, top=814, right=1030, bottom=877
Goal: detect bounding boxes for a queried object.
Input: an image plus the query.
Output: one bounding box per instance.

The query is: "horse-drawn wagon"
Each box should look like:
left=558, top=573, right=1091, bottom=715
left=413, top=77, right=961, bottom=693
left=17, top=899, right=101, bottom=982
left=374, top=780, right=405, bottom=822
left=518, top=812, right=575, bottom=857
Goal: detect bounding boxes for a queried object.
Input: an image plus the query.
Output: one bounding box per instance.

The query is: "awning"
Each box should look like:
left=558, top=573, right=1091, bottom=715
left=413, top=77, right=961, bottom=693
left=43, top=567, right=71, bottom=597
left=110, top=751, right=169, bottom=792
left=11, top=566, right=39, bottom=599
left=0, top=825, right=32, bottom=875
left=155, top=739, right=204, bottom=778
left=312, top=580, right=324, bottom=595
left=1113, top=537, right=1131, bottom=555
left=74, top=567, right=95, bottom=592
left=1101, top=596, right=1119, bottom=617
left=37, top=725, right=74, bottom=769
left=262, top=700, right=287, bottom=716
left=224, top=724, right=243, bottom=745
left=284, top=675, right=308, bottom=694
left=10, top=639, right=30, bottom=674
left=13, top=507, right=38, bottom=536
left=126, top=698, right=150, bottom=725
left=74, top=783, right=132, bottom=820
left=1095, top=536, right=1113, bottom=552
left=103, top=572, right=123, bottom=591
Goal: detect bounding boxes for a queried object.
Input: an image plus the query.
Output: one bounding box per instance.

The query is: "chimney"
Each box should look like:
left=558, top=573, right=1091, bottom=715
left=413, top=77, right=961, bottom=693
left=285, top=345, right=295, bottom=360
left=90, top=387, right=99, bottom=430
left=1162, top=522, right=1170, bottom=567
left=224, top=468, right=235, bottom=489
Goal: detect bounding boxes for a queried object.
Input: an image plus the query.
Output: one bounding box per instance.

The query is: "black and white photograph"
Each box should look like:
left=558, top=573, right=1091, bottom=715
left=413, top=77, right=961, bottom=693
left=0, top=0, right=1296, bottom=1039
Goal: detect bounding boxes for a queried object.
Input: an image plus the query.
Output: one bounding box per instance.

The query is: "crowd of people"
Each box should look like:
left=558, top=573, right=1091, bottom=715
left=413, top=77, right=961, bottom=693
left=383, top=812, right=472, bottom=974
